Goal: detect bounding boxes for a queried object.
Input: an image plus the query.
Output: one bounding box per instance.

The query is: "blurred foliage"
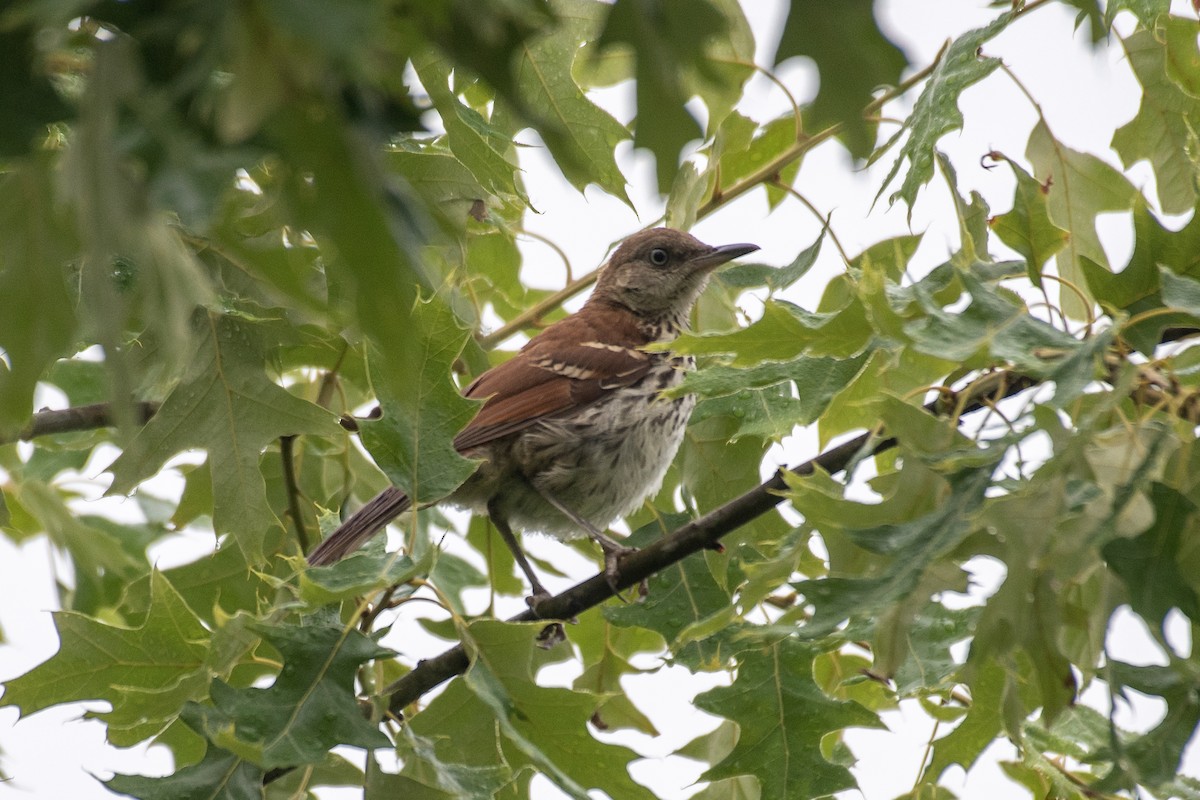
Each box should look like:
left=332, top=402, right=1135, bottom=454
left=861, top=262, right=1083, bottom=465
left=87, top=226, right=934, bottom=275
left=1, top=1, right=1200, bottom=798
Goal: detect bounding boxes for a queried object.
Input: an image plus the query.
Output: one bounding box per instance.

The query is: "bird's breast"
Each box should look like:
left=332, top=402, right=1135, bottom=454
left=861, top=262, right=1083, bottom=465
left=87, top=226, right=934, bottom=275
left=476, top=351, right=697, bottom=537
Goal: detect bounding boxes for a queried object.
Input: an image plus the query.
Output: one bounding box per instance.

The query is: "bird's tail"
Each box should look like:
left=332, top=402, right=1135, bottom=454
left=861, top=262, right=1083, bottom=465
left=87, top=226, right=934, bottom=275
left=306, top=486, right=413, bottom=566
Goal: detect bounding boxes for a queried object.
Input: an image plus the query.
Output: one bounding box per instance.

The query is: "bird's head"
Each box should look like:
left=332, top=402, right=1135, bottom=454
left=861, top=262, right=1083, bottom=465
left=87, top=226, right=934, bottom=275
left=591, top=228, right=759, bottom=327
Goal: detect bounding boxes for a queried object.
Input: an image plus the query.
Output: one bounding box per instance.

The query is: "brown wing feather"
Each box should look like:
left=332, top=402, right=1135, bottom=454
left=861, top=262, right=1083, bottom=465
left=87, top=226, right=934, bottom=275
left=452, top=310, right=655, bottom=453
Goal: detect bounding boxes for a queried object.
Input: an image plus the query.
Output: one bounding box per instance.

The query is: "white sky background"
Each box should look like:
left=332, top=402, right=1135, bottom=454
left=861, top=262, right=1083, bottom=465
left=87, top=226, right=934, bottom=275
left=1, top=0, right=1198, bottom=798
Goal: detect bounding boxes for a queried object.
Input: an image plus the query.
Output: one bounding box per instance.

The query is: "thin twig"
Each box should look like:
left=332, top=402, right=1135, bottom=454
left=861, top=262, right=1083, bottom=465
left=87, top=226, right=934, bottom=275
left=476, top=270, right=599, bottom=348
left=279, top=435, right=309, bottom=552
left=3, top=401, right=159, bottom=445
left=767, top=178, right=851, bottom=264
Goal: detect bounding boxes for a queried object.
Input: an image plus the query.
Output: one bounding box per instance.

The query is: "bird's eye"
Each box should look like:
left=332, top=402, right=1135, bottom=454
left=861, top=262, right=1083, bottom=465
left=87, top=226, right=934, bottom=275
left=649, top=248, right=669, bottom=266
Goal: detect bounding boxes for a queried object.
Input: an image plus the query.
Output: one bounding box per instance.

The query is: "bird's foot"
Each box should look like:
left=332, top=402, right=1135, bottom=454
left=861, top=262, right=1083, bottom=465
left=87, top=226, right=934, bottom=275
left=599, top=542, right=648, bottom=602
left=525, top=587, right=553, bottom=612
left=536, top=622, right=567, bottom=649
left=525, top=589, right=573, bottom=648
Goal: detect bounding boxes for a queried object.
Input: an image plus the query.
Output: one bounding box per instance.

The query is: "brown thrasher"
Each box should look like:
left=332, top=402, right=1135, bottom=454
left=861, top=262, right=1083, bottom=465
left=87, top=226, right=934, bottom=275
left=307, top=228, right=758, bottom=600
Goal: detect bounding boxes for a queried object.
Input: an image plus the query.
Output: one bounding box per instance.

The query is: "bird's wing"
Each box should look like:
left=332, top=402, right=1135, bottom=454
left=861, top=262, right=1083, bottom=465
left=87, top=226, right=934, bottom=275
left=452, top=337, right=656, bottom=453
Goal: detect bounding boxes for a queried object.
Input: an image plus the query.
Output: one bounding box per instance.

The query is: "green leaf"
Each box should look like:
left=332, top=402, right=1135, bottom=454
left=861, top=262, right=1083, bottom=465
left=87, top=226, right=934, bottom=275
left=938, top=151, right=993, bottom=267
left=1102, top=657, right=1200, bottom=789
left=1159, top=264, right=1200, bottom=315
left=192, top=621, right=392, bottom=768
left=684, top=352, right=870, bottom=442
left=1106, top=0, right=1169, bottom=25
left=665, top=160, right=717, bottom=230
left=687, top=0, right=755, bottom=131
left=1026, top=118, right=1138, bottom=318
left=767, top=230, right=824, bottom=292
left=461, top=619, right=655, bottom=799
left=105, top=723, right=264, bottom=800
left=677, top=722, right=765, bottom=800
left=97, top=613, right=258, bottom=748
left=108, top=312, right=339, bottom=562
left=595, top=0, right=727, bottom=191
left=400, top=680, right=519, bottom=797
left=709, top=113, right=799, bottom=217
left=13, top=444, right=91, bottom=485
left=879, top=11, right=1014, bottom=214
left=681, top=352, right=868, bottom=404
left=904, top=273, right=1082, bottom=372
left=376, top=734, right=494, bottom=800
left=1000, top=748, right=1092, bottom=800
left=359, top=295, right=479, bottom=505
left=572, top=617, right=658, bottom=735
left=774, top=0, right=907, bottom=158
left=989, top=156, right=1070, bottom=283
left=689, top=386, right=812, bottom=443
left=1023, top=704, right=1111, bottom=763
left=300, top=546, right=429, bottom=607
left=0, top=159, right=78, bottom=435
left=9, top=480, right=148, bottom=613
left=887, top=604, right=978, bottom=695
left=676, top=372, right=780, bottom=540
left=605, top=515, right=735, bottom=670
left=972, top=485, right=1085, bottom=725
left=815, top=348, right=955, bottom=449
left=672, top=297, right=872, bottom=364
left=695, top=639, right=881, bottom=798
left=514, top=0, right=631, bottom=203
left=925, top=658, right=1006, bottom=778
left=271, top=103, right=439, bottom=421
left=1103, top=483, right=1200, bottom=628
left=1113, top=25, right=1200, bottom=215
left=1164, top=14, right=1200, bottom=98
left=851, top=234, right=924, bottom=283
left=119, top=526, right=287, bottom=626
left=1079, top=198, right=1200, bottom=349
left=792, top=464, right=995, bottom=639
left=1, top=572, right=209, bottom=720
left=386, top=137, right=494, bottom=225
left=413, top=52, right=523, bottom=200
left=1040, top=327, right=1110, bottom=409
left=892, top=787, right=961, bottom=800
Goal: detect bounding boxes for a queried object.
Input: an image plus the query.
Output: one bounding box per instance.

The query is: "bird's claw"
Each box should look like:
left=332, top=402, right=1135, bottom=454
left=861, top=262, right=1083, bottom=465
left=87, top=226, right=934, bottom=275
left=525, top=588, right=553, bottom=613
left=525, top=590, right=574, bottom=648
left=536, top=621, right=567, bottom=648
left=602, top=544, right=633, bottom=589
left=600, top=544, right=648, bottom=602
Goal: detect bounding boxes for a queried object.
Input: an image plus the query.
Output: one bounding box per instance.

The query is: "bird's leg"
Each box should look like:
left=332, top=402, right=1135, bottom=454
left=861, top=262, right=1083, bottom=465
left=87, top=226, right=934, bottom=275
left=523, top=480, right=641, bottom=596
left=487, top=499, right=553, bottom=607
left=487, top=500, right=566, bottom=648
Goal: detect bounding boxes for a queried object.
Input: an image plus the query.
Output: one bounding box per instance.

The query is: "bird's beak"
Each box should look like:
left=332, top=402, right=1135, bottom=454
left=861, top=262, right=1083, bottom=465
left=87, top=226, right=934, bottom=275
left=690, top=242, right=760, bottom=271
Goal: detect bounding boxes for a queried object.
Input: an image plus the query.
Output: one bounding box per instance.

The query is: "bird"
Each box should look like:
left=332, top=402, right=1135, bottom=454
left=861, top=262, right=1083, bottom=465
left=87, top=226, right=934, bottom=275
left=307, top=228, right=759, bottom=604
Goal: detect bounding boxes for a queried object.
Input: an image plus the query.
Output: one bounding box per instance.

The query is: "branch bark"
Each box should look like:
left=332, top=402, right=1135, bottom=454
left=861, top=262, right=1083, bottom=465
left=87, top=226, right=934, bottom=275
left=3, top=401, right=159, bottom=445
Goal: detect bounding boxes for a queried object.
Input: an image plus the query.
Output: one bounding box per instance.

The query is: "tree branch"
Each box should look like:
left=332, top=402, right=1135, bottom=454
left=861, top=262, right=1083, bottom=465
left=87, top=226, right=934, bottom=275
left=2, top=401, right=159, bottom=445
left=382, top=372, right=1038, bottom=717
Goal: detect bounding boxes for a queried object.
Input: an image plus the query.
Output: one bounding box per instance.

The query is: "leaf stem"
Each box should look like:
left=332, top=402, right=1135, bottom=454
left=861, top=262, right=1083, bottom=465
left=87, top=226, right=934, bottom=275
left=279, top=435, right=309, bottom=552
left=767, top=178, right=851, bottom=264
